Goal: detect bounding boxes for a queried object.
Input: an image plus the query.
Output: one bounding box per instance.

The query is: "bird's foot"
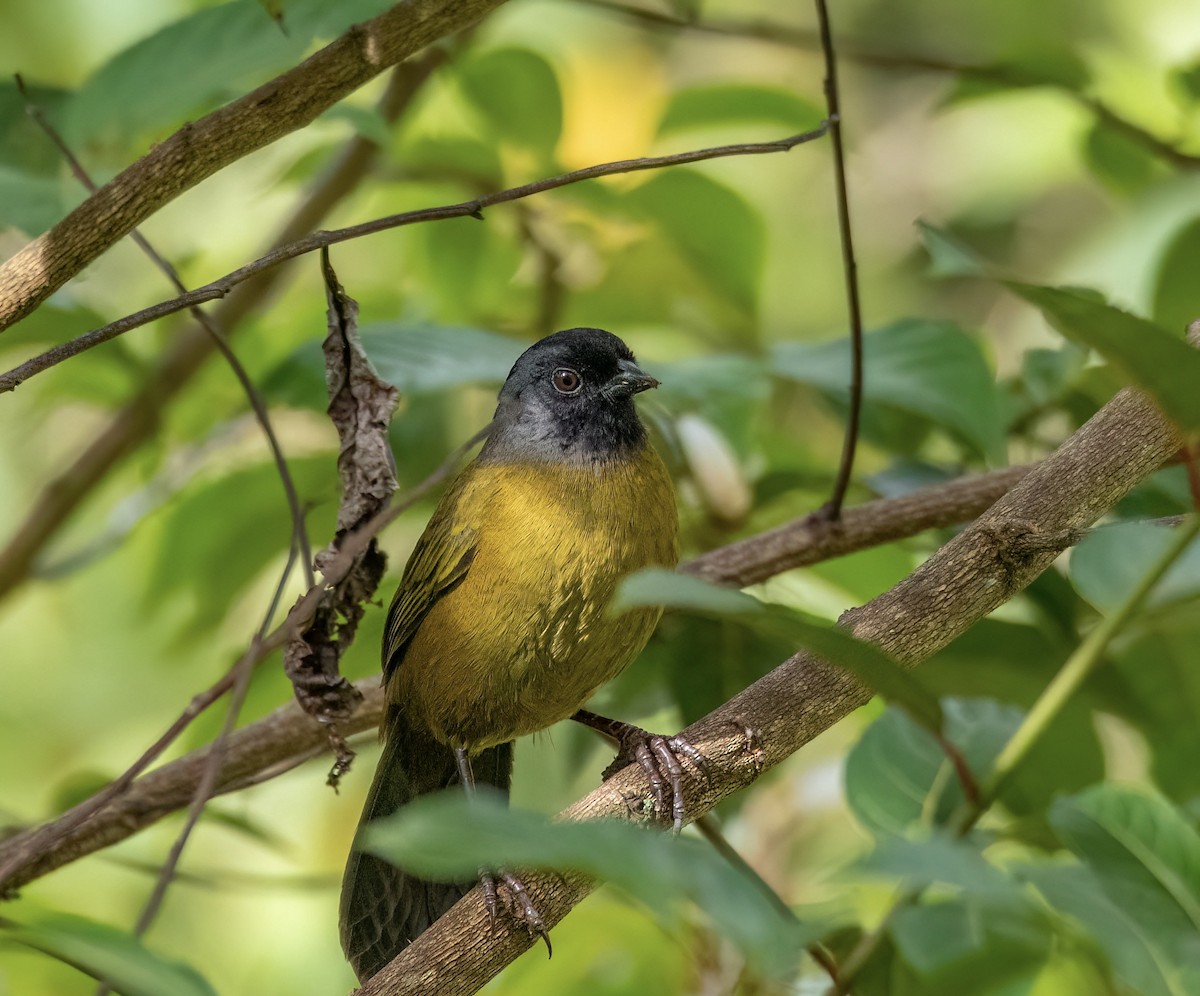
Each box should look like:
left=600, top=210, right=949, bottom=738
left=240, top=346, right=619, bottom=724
left=480, top=869, right=551, bottom=956
left=573, top=711, right=708, bottom=833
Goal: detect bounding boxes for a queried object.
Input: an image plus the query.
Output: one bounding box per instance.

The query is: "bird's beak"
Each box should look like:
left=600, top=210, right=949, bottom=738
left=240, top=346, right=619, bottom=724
left=605, top=358, right=660, bottom=398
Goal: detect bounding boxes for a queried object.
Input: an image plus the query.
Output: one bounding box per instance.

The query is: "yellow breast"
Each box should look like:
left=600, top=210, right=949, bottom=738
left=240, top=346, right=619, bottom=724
left=392, top=444, right=678, bottom=750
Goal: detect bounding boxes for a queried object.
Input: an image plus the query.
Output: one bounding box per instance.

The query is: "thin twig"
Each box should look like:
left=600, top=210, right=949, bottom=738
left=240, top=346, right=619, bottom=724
left=693, top=815, right=841, bottom=987
left=827, top=514, right=1200, bottom=994
left=93, top=543, right=301, bottom=996
left=0, top=425, right=486, bottom=895
left=581, top=0, right=1200, bottom=171
left=14, top=74, right=315, bottom=587
left=812, top=0, right=863, bottom=521
left=0, top=53, right=450, bottom=606
left=0, top=128, right=829, bottom=394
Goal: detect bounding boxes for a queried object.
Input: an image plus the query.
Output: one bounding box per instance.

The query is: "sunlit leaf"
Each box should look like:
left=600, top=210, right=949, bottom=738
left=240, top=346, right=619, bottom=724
left=773, top=319, right=1005, bottom=462
left=458, top=47, right=562, bottom=157
left=1, top=913, right=216, bottom=996
left=658, top=83, right=823, bottom=136
left=627, top=169, right=765, bottom=316
left=1153, top=218, right=1200, bottom=336
left=362, top=789, right=822, bottom=975
left=59, top=0, right=395, bottom=152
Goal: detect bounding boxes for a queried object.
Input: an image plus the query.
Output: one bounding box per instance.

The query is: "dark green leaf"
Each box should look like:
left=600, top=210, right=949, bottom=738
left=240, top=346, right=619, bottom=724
left=1007, top=282, right=1200, bottom=431
left=263, top=323, right=519, bottom=408
left=889, top=899, right=1052, bottom=991
left=60, top=0, right=395, bottom=152
left=457, top=48, right=562, bottom=157
left=1084, top=120, right=1160, bottom=196
left=1050, top=786, right=1200, bottom=983
left=1024, top=863, right=1190, bottom=996
left=627, top=169, right=765, bottom=316
left=615, top=569, right=943, bottom=731
left=148, top=457, right=336, bottom=631
left=1070, top=521, right=1200, bottom=614
left=1108, top=609, right=1200, bottom=801
left=362, top=790, right=821, bottom=975
left=1153, top=218, right=1200, bottom=336
left=1171, top=62, right=1200, bottom=104
left=845, top=699, right=1036, bottom=836
left=658, top=83, right=823, bottom=136
left=860, top=834, right=1025, bottom=903
left=1, top=913, right=216, bottom=996
left=918, top=221, right=989, bottom=278
left=0, top=164, right=66, bottom=234
left=772, top=319, right=1005, bottom=462
left=319, top=104, right=393, bottom=147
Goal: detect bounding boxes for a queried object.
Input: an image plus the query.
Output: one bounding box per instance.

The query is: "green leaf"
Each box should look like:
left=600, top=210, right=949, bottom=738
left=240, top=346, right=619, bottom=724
left=1007, top=282, right=1200, bottom=431
left=1153, top=218, right=1200, bottom=336
left=1070, top=521, right=1200, bottom=614
left=319, top=103, right=393, bottom=147
left=889, top=899, right=1053, bottom=990
left=362, top=790, right=821, bottom=975
left=658, top=83, right=824, bottom=136
left=845, top=699, right=1055, bottom=837
left=772, top=319, right=1005, bottom=462
left=148, top=456, right=336, bottom=630
left=1050, top=786, right=1200, bottom=982
left=457, top=47, right=562, bottom=157
left=1107, top=609, right=1200, bottom=802
left=1084, top=120, right=1160, bottom=196
left=263, top=323, right=520, bottom=408
left=615, top=569, right=943, bottom=732
left=59, top=0, right=395, bottom=152
left=1, top=913, right=216, bottom=996
left=1170, top=62, right=1200, bottom=104
left=627, top=169, right=765, bottom=316
left=918, top=221, right=989, bottom=278
left=860, top=834, right=1025, bottom=904
left=0, top=164, right=66, bottom=234
left=1024, top=863, right=1191, bottom=996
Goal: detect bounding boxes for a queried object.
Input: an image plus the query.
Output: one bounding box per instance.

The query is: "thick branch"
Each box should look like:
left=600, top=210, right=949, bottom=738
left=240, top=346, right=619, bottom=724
left=0, top=0, right=508, bottom=331
left=0, top=54, right=445, bottom=606
left=0, top=459, right=1029, bottom=890
left=362, top=381, right=1182, bottom=994
left=0, top=128, right=828, bottom=394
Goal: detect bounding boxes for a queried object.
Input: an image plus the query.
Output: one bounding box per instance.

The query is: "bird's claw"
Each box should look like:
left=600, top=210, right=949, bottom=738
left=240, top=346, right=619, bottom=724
left=602, top=727, right=709, bottom=833
left=480, top=870, right=551, bottom=957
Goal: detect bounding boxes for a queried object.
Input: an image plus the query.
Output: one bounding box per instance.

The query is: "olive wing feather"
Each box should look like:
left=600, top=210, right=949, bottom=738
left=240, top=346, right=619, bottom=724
left=381, top=494, right=478, bottom=682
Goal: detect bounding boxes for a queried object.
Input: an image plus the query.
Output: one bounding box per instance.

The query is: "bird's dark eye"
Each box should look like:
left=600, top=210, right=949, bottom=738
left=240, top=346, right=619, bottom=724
left=552, top=368, right=582, bottom=394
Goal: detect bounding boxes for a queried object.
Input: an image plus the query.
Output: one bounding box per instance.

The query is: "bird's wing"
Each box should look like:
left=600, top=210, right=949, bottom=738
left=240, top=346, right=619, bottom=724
left=381, top=487, right=478, bottom=682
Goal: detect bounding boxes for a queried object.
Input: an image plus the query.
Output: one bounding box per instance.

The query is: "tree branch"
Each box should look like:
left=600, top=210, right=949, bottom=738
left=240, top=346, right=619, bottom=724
left=0, top=448, right=1127, bottom=895
left=0, top=52, right=450, bottom=606
left=0, top=0, right=510, bottom=331
left=360, top=377, right=1183, bottom=994
left=0, top=128, right=830, bottom=395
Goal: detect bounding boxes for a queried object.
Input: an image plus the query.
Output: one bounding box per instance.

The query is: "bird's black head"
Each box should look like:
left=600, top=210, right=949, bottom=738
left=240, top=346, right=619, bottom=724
left=481, top=327, right=659, bottom=465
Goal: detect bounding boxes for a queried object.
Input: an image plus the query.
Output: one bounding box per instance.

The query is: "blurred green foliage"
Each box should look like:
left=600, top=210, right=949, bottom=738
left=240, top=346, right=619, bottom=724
left=1, top=0, right=1199, bottom=992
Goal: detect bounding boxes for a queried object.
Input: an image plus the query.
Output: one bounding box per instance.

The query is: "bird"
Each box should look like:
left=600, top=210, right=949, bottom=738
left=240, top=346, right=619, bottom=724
left=339, top=327, right=691, bottom=982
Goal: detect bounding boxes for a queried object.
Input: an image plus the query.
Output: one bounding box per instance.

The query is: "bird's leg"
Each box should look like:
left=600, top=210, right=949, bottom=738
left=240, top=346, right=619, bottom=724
left=570, top=710, right=709, bottom=833
left=455, top=748, right=551, bottom=956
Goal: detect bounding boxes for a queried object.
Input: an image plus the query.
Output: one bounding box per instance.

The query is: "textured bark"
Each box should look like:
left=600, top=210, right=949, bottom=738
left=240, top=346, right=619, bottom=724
left=0, top=0, right=508, bottom=331
left=361, top=379, right=1183, bottom=995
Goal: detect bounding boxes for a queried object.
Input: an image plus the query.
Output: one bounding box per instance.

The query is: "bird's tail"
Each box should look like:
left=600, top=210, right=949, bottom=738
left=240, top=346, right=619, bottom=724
left=339, top=710, right=513, bottom=982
